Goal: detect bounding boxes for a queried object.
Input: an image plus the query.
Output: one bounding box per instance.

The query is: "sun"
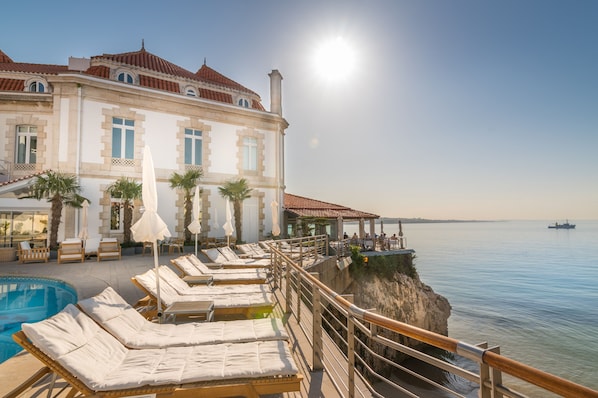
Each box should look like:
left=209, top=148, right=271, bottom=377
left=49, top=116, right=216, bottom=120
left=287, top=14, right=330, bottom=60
left=312, top=37, right=356, bottom=82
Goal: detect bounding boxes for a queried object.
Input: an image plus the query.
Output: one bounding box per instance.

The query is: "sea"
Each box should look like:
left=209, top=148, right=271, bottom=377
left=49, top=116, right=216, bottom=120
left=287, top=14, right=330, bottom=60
left=342, top=219, right=598, bottom=395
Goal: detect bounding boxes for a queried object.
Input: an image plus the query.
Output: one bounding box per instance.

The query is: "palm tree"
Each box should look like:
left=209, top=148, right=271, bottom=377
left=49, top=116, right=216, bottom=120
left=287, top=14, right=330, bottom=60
left=107, top=177, right=142, bottom=244
left=27, top=171, right=86, bottom=249
left=169, top=169, right=202, bottom=242
left=218, top=178, right=252, bottom=243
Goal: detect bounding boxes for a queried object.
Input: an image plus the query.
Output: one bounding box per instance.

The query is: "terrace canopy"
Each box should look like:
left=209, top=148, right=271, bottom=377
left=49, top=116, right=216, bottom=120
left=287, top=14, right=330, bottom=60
left=283, top=193, right=378, bottom=239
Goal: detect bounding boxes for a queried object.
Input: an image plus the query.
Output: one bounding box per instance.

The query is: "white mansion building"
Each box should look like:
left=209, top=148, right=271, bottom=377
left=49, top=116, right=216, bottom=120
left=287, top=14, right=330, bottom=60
left=0, top=44, right=287, bottom=247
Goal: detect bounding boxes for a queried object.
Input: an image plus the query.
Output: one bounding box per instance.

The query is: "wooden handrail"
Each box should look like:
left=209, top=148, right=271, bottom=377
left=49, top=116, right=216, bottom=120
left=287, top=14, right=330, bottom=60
left=269, top=236, right=598, bottom=398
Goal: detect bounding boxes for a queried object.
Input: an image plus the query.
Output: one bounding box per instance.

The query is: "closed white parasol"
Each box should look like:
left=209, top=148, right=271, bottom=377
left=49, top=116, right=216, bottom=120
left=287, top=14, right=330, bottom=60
left=187, top=185, right=202, bottom=256
left=78, top=200, right=89, bottom=240
left=223, top=198, right=234, bottom=247
left=271, top=200, right=281, bottom=237
left=130, top=146, right=171, bottom=321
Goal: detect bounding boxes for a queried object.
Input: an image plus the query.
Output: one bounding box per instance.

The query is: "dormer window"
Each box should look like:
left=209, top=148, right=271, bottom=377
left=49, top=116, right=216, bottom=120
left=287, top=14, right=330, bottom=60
left=117, top=72, right=134, bottom=84
left=26, top=78, right=47, bottom=93
left=238, top=98, right=250, bottom=108
left=186, top=87, right=197, bottom=97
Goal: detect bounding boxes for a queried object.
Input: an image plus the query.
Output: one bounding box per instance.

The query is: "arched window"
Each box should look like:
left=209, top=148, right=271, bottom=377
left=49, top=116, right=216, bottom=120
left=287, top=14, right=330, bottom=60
left=117, top=72, right=134, bottom=84
left=186, top=88, right=197, bottom=97
left=28, top=81, right=45, bottom=93
left=238, top=98, right=250, bottom=108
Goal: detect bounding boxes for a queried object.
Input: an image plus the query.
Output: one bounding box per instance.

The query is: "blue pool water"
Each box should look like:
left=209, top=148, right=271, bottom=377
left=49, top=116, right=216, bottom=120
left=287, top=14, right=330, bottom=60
left=0, top=277, right=77, bottom=364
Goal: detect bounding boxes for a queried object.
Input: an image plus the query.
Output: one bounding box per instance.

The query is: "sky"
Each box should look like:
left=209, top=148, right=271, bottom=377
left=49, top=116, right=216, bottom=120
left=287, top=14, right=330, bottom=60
left=1, top=0, right=597, bottom=220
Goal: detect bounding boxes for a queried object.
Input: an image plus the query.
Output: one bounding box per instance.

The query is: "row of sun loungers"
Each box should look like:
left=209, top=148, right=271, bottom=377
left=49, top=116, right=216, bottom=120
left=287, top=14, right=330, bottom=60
left=203, top=247, right=271, bottom=267
left=12, top=287, right=301, bottom=397
left=171, top=254, right=268, bottom=284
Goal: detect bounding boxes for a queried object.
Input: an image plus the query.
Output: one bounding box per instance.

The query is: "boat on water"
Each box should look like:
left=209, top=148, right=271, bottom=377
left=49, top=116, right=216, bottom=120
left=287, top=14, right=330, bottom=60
left=548, top=220, right=576, bottom=229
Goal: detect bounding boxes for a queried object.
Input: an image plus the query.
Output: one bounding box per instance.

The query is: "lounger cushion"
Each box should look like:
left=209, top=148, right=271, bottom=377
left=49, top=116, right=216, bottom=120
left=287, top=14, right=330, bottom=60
left=78, top=287, right=288, bottom=348
left=134, top=268, right=274, bottom=308
left=157, top=265, right=269, bottom=295
left=21, top=304, right=298, bottom=391
left=204, top=248, right=230, bottom=263
left=186, top=255, right=268, bottom=277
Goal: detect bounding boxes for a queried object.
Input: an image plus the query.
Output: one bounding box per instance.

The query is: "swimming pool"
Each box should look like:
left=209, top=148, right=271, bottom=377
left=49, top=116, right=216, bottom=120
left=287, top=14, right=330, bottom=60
left=0, top=276, right=77, bottom=364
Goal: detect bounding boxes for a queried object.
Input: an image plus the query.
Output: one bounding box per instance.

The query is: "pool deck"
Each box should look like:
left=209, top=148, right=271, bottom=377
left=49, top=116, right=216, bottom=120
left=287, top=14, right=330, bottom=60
left=0, top=251, right=344, bottom=398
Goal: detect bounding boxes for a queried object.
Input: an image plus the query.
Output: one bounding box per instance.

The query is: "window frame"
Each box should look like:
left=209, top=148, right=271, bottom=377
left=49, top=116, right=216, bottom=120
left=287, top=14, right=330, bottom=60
left=242, top=136, right=258, bottom=171
left=111, top=117, right=135, bottom=160
left=184, top=128, right=203, bottom=166
left=238, top=98, right=250, bottom=108
left=15, top=125, right=38, bottom=164
left=117, top=72, right=134, bottom=84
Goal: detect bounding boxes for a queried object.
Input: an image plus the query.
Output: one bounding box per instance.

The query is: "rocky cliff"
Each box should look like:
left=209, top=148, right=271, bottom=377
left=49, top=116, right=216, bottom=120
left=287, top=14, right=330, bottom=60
left=347, top=270, right=451, bottom=338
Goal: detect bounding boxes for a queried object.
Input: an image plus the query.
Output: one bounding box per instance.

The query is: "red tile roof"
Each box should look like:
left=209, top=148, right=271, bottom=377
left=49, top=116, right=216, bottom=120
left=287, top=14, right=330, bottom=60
left=0, top=170, right=49, bottom=188
left=0, top=77, right=25, bottom=91
left=199, top=88, right=233, bottom=103
left=284, top=193, right=379, bottom=220
left=0, top=62, right=67, bottom=74
left=93, top=48, right=198, bottom=81
left=85, top=65, right=110, bottom=79
left=196, top=64, right=258, bottom=96
left=0, top=50, right=13, bottom=63
left=139, top=74, right=180, bottom=93
left=1, top=46, right=265, bottom=110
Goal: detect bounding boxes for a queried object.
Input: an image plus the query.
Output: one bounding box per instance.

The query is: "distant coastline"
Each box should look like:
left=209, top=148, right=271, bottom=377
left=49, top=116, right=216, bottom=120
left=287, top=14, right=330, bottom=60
left=346, top=218, right=495, bottom=224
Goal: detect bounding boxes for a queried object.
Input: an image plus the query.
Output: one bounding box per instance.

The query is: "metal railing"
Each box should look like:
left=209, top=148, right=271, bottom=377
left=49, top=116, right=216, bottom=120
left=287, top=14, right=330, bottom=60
left=267, top=235, right=598, bottom=398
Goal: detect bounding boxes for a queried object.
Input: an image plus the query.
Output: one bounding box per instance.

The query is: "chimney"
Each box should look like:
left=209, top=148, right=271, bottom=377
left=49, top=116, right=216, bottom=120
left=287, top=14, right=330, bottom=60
left=68, top=57, right=91, bottom=71
left=269, top=69, right=283, bottom=116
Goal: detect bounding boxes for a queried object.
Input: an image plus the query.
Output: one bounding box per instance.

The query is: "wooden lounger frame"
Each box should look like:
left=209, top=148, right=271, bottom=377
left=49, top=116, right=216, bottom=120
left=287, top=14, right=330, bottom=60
left=170, top=259, right=267, bottom=285
left=12, top=331, right=302, bottom=398
left=131, top=277, right=274, bottom=320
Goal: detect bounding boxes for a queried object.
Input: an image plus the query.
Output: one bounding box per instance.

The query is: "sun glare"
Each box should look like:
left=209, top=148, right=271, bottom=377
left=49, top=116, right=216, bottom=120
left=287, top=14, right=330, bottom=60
left=313, top=37, right=356, bottom=81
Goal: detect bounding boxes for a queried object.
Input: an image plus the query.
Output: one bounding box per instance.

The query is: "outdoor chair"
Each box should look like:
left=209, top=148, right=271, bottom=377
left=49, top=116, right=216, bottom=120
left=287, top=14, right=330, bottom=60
left=77, top=287, right=288, bottom=348
left=12, top=304, right=301, bottom=398
left=97, top=238, right=121, bottom=262
left=141, top=241, right=154, bottom=256
left=164, top=238, right=184, bottom=254
left=57, top=240, right=85, bottom=264
left=17, top=241, right=50, bottom=264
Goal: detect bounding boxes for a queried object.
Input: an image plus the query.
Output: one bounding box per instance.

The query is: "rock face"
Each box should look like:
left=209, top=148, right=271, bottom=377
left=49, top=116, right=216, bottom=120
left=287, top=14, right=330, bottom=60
left=341, top=268, right=451, bottom=375
left=347, top=270, right=451, bottom=342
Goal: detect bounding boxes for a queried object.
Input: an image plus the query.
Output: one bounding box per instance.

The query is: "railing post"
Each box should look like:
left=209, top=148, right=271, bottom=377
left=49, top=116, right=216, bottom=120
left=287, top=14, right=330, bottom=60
left=271, top=251, right=278, bottom=290
left=296, top=270, right=301, bottom=322
left=348, top=314, right=356, bottom=398
left=489, top=346, right=503, bottom=398
left=310, top=272, right=323, bottom=370
left=285, top=257, right=292, bottom=314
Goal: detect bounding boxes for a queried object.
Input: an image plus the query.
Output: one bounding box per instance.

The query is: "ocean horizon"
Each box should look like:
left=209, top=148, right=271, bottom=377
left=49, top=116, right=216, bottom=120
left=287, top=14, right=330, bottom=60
left=342, top=219, right=598, bottom=395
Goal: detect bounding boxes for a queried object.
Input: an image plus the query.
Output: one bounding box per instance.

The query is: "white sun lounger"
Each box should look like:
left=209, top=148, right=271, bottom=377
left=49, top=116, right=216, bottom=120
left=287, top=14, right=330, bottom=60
left=172, top=255, right=268, bottom=284
left=132, top=268, right=275, bottom=318
left=237, top=243, right=271, bottom=259
left=156, top=265, right=270, bottom=296
left=204, top=248, right=270, bottom=267
left=78, top=287, right=288, bottom=348
left=16, top=304, right=300, bottom=395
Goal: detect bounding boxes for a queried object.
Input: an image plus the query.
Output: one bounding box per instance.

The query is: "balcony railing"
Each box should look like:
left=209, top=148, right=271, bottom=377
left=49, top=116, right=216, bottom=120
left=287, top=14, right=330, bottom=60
left=267, top=235, right=598, bottom=398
